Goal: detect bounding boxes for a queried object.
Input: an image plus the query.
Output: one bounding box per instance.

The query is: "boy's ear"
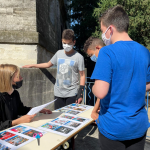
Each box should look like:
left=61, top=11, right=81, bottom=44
left=73, top=40, right=76, bottom=45
left=96, top=45, right=102, bottom=51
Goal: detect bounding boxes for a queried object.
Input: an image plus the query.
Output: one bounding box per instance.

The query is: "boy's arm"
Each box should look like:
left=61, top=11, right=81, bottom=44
left=76, top=70, right=85, bottom=104
left=22, top=61, right=53, bottom=68
left=91, top=98, right=100, bottom=120
left=92, top=80, right=110, bottom=99
left=146, top=82, right=150, bottom=92
left=79, top=70, right=85, bottom=86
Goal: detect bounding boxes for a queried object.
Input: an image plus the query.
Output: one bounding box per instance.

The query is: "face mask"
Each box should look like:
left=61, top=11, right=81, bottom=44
left=90, top=54, right=98, bottom=62
left=63, top=43, right=73, bottom=52
left=12, top=80, right=23, bottom=89
left=102, top=26, right=112, bottom=46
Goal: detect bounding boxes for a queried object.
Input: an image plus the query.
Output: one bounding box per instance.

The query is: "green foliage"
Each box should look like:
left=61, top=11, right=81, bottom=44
left=69, top=0, right=99, bottom=51
left=93, top=0, right=150, bottom=50
left=69, top=0, right=150, bottom=50
left=69, top=0, right=150, bottom=77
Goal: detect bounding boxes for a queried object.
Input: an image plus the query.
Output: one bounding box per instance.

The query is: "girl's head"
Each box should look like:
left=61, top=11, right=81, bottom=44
left=0, top=64, right=22, bottom=93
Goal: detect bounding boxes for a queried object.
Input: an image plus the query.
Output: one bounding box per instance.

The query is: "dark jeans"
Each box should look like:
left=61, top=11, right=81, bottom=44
left=99, top=131, right=146, bottom=150
left=54, top=96, right=77, bottom=110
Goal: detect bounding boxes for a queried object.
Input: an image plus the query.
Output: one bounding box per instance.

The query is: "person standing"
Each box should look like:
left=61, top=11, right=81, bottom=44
left=23, top=29, right=85, bottom=109
left=83, top=37, right=104, bottom=119
left=91, top=5, right=150, bottom=150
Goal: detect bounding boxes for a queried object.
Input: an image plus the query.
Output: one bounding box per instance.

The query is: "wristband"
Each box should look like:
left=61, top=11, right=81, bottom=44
left=76, top=85, right=85, bottom=102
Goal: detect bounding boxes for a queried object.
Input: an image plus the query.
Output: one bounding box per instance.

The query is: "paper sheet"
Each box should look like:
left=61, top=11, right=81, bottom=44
left=38, top=114, right=90, bottom=137
left=0, top=125, right=46, bottom=150
left=56, top=103, right=93, bottom=115
left=27, top=99, right=56, bottom=115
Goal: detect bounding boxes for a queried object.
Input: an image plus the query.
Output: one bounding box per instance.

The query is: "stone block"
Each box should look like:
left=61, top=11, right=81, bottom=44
left=46, top=77, right=55, bottom=92
left=6, top=31, right=24, bottom=43
left=23, top=17, right=36, bottom=26
left=0, top=0, right=24, bottom=8
left=0, top=8, right=6, bottom=14
left=44, top=91, right=55, bottom=110
left=27, top=81, right=37, bottom=97
left=23, top=31, right=38, bottom=43
left=6, top=8, right=13, bottom=14
left=23, top=0, right=36, bottom=9
left=13, top=8, right=36, bottom=17
left=17, top=68, right=56, bottom=110
left=24, top=25, right=36, bottom=32
left=36, top=80, right=46, bottom=95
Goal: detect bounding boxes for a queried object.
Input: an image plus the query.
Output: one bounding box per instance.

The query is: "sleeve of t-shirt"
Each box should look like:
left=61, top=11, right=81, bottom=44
left=147, top=52, right=150, bottom=82
left=50, top=51, right=58, bottom=65
left=78, top=55, right=85, bottom=71
left=91, top=48, right=112, bottom=83
left=147, top=67, right=150, bottom=82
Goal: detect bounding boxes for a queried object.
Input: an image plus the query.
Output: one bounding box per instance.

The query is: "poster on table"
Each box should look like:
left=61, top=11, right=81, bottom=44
left=0, top=125, right=46, bottom=150
left=38, top=114, right=90, bottom=137
left=56, top=103, right=93, bottom=115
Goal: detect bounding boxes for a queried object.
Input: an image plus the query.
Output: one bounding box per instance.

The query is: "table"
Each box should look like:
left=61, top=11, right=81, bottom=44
left=16, top=107, right=94, bottom=150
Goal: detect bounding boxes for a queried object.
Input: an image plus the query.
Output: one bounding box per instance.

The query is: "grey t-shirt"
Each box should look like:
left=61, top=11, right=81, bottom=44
left=50, top=49, right=85, bottom=98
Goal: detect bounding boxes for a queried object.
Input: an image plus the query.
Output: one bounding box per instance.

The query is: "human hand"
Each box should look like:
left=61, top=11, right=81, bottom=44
left=76, top=98, right=82, bottom=104
left=40, top=108, right=52, bottom=114
left=12, top=114, right=36, bottom=126
left=91, top=111, right=99, bottom=120
left=22, top=65, right=33, bottom=68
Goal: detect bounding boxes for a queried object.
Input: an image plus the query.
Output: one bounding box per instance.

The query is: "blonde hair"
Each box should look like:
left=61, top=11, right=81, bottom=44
left=0, top=64, right=20, bottom=93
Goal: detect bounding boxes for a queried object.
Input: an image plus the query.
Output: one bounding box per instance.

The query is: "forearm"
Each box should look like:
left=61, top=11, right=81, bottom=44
left=12, top=119, right=19, bottom=126
left=23, top=61, right=53, bottom=68
left=80, top=73, right=85, bottom=86
left=146, top=82, right=150, bottom=92
left=31, top=63, right=51, bottom=68
left=92, top=98, right=100, bottom=112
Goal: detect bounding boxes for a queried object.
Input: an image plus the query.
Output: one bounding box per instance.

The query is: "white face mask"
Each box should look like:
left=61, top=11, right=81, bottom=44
left=101, top=26, right=112, bottom=46
left=63, top=43, right=73, bottom=52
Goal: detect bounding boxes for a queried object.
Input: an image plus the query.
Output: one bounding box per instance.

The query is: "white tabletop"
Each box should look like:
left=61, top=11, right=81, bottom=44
left=17, top=107, right=94, bottom=150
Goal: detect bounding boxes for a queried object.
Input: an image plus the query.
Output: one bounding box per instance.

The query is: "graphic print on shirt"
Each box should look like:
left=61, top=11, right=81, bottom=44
left=57, top=58, right=75, bottom=88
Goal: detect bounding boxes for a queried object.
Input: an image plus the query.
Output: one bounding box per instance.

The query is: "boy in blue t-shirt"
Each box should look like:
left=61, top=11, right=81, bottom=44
left=91, top=5, right=150, bottom=150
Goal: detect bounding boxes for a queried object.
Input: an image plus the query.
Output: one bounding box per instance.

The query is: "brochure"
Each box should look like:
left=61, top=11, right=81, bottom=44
left=0, top=125, right=46, bottom=150
left=38, top=114, right=90, bottom=137
left=27, top=99, right=56, bottom=115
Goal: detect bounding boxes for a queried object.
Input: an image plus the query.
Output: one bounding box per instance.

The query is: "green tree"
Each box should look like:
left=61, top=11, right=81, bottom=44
left=69, top=0, right=99, bottom=51
left=93, top=0, right=150, bottom=49
left=69, top=0, right=150, bottom=77
left=69, top=0, right=100, bottom=77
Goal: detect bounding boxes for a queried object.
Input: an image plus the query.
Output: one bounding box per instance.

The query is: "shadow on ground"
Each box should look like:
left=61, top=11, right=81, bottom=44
left=74, top=125, right=150, bottom=150
left=75, top=125, right=100, bottom=150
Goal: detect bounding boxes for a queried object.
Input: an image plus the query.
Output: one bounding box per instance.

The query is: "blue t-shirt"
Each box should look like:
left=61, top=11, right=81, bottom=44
left=91, top=41, right=150, bottom=141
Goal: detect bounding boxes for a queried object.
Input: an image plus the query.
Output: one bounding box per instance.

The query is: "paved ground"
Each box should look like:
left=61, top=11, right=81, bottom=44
left=74, top=108, right=150, bottom=150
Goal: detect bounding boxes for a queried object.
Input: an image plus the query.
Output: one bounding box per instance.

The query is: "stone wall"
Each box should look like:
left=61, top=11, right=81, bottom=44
left=36, top=0, right=66, bottom=53
left=18, top=68, right=56, bottom=111
left=0, top=44, right=54, bottom=67
left=0, top=0, right=36, bottom=32
left=0, top=0, right=68, bottom=66
left=17, top=68, right=86, bottom=111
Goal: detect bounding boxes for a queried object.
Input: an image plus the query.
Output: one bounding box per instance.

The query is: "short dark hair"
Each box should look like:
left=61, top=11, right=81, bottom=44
left=62, top=29, right=75, bottom=41
left=100, top=5, right=129, bottom=32
left=84, top=37, right=104, bottom=52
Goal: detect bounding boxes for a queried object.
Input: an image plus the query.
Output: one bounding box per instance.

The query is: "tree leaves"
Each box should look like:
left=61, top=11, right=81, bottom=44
left=69, top=0, right=150, bottom=50
left=93, top=0, right=150, bottom=49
